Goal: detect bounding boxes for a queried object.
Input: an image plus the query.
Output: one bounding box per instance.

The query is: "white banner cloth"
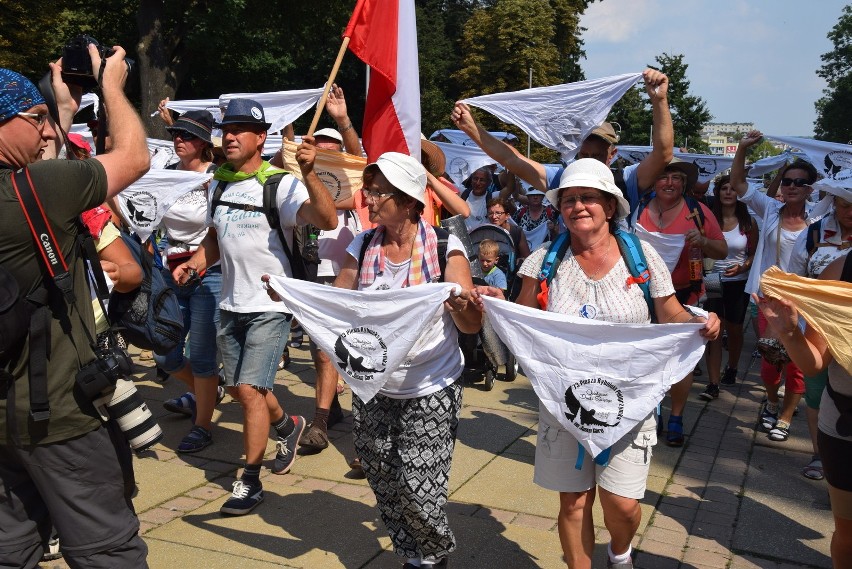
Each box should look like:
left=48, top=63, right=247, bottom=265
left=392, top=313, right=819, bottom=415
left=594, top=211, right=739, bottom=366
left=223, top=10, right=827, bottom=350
left=462, top=73, right=642, bottom=161
left=482, top=296, right=706, bottom=457
left=631, top=224, right=685, bottom=272
left=164, top=98, right=221, bottom=118
left=267, top=277, right=459, bottom=403
left=429, top=129, right=518, bottom=146
left=220, top=88, right=324, bottom=134
left=765, top=135, right=852, bottom=184
left=674, top=153, right=734, bottom=183
left=433, top=141, right=496, bottom=186
left=615, top=146, right=652, bottom=165
left=116, top=169, right=212, bottom=240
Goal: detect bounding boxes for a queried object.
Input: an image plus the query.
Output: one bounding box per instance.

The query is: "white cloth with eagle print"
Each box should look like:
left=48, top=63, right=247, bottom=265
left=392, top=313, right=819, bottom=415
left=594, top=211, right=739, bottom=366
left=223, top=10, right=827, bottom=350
left=481, top=296, right=707, bottom=458
left=266, top=277, right=461, bottom=403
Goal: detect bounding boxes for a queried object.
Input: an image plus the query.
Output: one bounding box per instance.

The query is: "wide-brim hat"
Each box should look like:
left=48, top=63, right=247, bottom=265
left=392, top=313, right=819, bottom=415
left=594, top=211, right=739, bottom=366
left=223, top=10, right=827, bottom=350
left=365, top=152, right=427, bottom=205
left=665, top=157, right=699, bottom=192
left=545, top=158, right=630, bottom=220
left=420, top=138, right=446, bottom=178
left=214, top=98, right=271, bottom=129
left=166, top=109, right=214, bottom=144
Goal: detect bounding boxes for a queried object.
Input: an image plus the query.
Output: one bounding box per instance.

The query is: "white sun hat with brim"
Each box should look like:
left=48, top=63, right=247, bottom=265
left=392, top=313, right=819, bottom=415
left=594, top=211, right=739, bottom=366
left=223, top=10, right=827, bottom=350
left=545, top=158, right=630, bottom=220
left=365, top=152, right=427, bottom=205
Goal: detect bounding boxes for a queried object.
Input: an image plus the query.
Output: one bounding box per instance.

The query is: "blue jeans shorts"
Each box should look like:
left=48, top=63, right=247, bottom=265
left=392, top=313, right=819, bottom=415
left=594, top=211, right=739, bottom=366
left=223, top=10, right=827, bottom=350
left=154, top=266, right=221, bottom=377
left=217, top=310, right=289, bottom=390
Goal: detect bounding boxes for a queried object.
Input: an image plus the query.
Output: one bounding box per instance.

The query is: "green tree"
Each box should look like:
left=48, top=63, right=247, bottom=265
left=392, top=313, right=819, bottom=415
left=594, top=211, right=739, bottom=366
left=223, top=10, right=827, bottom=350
left=815, top=4, right=852, bottom=142
left=607, top=85, right=652, bottom=146
left=651, top=53, right=711, bottom=152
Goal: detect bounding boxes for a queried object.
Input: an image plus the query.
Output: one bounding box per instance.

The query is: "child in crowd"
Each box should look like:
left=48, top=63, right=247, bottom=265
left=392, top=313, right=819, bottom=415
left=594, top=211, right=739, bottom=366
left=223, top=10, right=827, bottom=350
left=479, top=239, right=507, bottom=291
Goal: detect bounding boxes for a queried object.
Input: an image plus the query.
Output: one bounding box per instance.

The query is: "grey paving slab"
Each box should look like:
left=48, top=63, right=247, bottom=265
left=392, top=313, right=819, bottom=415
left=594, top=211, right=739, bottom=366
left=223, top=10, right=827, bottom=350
left=734, top=446, right=833, bottom=568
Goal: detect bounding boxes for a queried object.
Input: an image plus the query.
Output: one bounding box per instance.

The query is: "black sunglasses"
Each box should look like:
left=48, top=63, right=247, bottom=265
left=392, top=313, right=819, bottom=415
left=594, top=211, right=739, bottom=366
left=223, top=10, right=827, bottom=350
left=780, top=177, right=810, bottom=187
left=171, top=130, right=197, bottom=141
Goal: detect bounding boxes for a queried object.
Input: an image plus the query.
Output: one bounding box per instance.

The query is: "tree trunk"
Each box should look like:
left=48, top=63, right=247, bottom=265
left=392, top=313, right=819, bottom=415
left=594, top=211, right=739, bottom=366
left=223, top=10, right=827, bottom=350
left=136, top=0, right=178, bottom=139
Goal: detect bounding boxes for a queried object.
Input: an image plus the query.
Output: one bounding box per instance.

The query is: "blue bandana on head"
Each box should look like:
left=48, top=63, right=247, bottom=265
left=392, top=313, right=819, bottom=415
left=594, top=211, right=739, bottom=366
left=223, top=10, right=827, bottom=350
left=0, top=68, right=46, bottom=123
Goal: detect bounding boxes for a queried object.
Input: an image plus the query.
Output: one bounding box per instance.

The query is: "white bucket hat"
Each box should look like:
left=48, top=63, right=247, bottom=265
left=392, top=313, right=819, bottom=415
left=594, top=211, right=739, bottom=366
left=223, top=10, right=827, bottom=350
left=545, top=158, right=631, bottom=220
left=365, top=152, right=427, bottom=204
left=313, top=127, right=343, bottom=143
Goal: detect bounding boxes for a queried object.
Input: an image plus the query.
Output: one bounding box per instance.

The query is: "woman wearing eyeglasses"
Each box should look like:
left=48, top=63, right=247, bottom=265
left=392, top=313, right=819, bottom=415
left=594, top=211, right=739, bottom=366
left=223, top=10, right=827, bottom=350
left=153, top=108, right=225, bottom=453
left=732, top=130, right=821, bottom=443
left=514, top=158, right=719, bottom=569
left=334, top=153, right=481, bottom=569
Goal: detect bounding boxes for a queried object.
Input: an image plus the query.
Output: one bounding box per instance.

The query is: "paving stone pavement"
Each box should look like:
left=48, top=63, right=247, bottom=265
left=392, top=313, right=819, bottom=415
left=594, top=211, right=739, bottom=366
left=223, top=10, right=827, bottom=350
left=39, top=334, right=833, bottom=569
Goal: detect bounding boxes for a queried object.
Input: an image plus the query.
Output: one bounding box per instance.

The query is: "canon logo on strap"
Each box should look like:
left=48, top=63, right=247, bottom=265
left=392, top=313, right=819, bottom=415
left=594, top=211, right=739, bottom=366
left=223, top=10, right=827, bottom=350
left=40, top=233, right=59, bottom=267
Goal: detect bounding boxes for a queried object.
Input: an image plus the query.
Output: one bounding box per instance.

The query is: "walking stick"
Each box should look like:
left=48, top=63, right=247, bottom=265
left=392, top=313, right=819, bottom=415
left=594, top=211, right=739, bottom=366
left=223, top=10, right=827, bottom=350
left=306, top=37, right=351, bottom=137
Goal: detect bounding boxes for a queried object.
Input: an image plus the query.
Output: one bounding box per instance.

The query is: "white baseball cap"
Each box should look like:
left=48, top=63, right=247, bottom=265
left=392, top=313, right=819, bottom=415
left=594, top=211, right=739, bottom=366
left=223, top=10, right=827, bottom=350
left=365, top=152, right=427, bottom=204
left=313, top=128, right=343, bottom=143
left=545, top=158, right=630, bottom=220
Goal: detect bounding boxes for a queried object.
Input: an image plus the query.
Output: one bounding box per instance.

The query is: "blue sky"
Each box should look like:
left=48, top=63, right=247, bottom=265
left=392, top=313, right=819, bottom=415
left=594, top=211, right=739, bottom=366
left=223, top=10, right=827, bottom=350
left=579, top=0, right=847, bottom=138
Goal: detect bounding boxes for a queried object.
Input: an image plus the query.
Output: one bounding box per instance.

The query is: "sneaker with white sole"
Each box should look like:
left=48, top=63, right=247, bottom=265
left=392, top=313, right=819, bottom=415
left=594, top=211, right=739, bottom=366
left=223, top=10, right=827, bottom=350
left=272, top=415, right=306, bottom=474
left=220, top=480, right=264, bottom=515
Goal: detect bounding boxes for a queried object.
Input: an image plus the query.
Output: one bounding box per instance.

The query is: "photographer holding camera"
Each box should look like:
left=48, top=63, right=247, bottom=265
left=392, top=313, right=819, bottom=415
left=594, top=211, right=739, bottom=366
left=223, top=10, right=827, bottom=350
left=0, top=40, right=150, bottom=568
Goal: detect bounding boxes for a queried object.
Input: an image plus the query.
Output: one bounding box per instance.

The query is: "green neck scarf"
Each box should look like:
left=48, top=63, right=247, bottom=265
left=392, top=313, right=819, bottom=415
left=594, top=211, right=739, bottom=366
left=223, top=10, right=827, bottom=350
left=213, top=160, right=286, bottom=185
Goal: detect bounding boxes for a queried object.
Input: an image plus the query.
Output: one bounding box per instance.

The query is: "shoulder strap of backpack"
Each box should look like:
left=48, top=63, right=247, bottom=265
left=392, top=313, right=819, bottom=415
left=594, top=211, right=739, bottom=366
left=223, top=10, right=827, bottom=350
left=261, top=172, right=306, bottom=280
left=614, top=228, right=655, bottom=323
left=460, top=185, right=472, bottom=201
left=356, top=228, right=377, bottom=281
left=434, top=226, right=449, bottom=280
left=535, top=231, right=570, bottom=309
left=683, top=195, right=706, bottom=232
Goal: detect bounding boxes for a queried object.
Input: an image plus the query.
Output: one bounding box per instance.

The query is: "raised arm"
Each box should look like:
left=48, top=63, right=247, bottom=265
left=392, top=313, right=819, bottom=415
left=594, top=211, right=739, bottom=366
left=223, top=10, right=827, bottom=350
left=635, top=69, right=674, bottom=190
left=89, top=45, right=150, bottom=199
left=427, top=171, right=469, bottom=217
left=295, top=136, right=338, bottom=230
left=42, top=59, right=83, bottom=160
left=451, top=102, right=548, bottom=192
left=731, top=130, right=763, bottom=197
left=325, top=84, right=362, bottom=156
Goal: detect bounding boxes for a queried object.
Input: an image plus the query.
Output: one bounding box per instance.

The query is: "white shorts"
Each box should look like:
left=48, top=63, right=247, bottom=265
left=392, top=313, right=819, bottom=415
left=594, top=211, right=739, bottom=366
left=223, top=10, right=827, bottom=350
left=534, top=406, right=657, bottom=500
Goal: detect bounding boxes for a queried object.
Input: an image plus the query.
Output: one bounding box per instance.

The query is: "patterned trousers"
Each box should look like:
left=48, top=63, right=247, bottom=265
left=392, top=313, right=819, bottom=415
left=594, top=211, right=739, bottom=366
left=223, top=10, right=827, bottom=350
left=353, top=381, right=462, bottom=561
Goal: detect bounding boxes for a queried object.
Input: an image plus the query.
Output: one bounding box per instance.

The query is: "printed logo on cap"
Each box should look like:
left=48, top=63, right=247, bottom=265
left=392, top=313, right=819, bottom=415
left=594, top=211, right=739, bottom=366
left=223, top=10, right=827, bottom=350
left=251, top=107, right=263, bottom=120
left=564, top=378, right=624, bottom=434
left=334, top=327, right=388, bottom=381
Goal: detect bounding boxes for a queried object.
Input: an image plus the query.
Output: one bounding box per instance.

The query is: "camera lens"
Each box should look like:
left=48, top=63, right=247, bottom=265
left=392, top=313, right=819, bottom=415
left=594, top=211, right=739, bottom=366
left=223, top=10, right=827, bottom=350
left=104, top=379, right=163, bottom=452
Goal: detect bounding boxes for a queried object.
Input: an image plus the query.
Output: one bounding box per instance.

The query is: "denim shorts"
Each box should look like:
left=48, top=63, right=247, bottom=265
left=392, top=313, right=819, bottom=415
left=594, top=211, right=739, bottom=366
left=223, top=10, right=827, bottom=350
left=217, top=310, right=289, bottom=390
left=154, top=266, right=221, bottom=377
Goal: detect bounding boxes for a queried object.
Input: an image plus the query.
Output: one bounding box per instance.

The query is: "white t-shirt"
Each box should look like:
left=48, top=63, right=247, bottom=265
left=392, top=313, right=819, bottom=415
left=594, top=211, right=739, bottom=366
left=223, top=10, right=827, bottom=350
left=465, top=191, right=492, bottom=231
left=710, top=225, right=749, bottom=282
left=317, top=210, right=361, bottom=278
left=345, top=231, right=466, bottom=398
left=162, top=186, right=209, bottom=255
left=207, top=174, right=308, bottom=312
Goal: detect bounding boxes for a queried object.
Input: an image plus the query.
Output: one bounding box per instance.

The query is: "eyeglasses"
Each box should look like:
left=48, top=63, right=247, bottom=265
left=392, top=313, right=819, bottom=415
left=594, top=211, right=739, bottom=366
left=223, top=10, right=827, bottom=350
left=171, top=131, right=197, bottom=141
left=560, top=194, right=605, bottom=207
left=780, top=177, right=810, bottom=187
left=17, top=112, right=49, bottom=127
left=361, top=188, right=396, bottom=200
left=487, top=210, right=507, bottom=217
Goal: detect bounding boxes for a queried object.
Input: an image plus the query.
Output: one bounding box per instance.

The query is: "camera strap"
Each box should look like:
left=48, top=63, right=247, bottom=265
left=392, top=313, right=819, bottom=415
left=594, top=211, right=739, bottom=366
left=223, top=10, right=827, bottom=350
left=10, top=167, right=100, bottom=427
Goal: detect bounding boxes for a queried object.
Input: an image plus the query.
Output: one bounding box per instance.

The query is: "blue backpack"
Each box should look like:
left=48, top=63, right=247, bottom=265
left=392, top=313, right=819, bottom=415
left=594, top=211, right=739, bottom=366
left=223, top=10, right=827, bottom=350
left=537, top=228, right=656, bottom=468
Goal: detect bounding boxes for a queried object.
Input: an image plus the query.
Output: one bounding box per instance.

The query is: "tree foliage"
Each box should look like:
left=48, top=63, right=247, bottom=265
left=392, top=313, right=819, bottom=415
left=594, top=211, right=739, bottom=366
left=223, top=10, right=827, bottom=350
left=815, top=4, right=852, bottom=142
left=651, top=53, right=711, bottom=152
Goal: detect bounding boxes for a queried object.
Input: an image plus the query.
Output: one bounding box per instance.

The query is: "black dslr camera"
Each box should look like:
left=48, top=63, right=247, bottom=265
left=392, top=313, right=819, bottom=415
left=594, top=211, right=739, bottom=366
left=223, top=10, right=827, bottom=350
left=75, top=345, right=133, bottom=400
left=62, top=35, right=133, bottom=92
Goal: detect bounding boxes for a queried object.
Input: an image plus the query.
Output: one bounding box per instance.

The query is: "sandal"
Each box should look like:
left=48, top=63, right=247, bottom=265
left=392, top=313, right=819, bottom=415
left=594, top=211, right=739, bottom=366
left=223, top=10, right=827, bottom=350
left=288, top=322, right=304, bottom=348
left=278, top=346, right=291, bottom=370
left=768, top=420, right=790, bottom=441
left=163, top=392, right=196, bottom=417
left=666, top=416, right=684, bottom=447
left=177, top=425, right=212, bottom=453
left=802, top=456, right=824, bottom=480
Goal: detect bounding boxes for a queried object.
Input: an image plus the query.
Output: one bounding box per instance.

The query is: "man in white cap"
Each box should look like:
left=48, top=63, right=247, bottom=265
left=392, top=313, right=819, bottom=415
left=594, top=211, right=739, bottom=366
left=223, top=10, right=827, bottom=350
left=173, top=98, right=337, bottom=516
left=451, top=68, right=674, bottom=215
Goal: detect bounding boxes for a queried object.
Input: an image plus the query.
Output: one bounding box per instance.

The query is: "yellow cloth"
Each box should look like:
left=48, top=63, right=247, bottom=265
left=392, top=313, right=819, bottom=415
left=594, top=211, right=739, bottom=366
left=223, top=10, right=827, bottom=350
left=92, top=222, right=121, bottom=334
left=760, top=266, right=852, bottom=374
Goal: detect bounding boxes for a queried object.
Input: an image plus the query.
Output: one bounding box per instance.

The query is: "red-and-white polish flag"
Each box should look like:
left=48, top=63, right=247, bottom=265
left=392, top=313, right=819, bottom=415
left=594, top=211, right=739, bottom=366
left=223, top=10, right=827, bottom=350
left=345, top=0, right=421, bottom=162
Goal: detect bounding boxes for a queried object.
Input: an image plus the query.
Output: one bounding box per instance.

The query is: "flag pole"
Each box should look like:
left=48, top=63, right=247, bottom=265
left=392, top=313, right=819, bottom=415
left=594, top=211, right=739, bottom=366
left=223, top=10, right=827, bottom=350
left=307, top=37, right=351, bottom=137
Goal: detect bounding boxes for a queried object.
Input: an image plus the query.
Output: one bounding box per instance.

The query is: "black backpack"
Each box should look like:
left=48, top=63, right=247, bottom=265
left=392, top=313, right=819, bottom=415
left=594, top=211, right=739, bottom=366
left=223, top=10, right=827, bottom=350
left=211, top=172, right=317, bottom=281
left=0, top=266, right=33, bottom=363
left=105, top=232, right=184, bottom=354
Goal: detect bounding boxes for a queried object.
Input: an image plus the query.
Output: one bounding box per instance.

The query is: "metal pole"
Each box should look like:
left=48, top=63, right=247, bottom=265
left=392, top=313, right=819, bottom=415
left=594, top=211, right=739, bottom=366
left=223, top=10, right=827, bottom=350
left=527, top=66, right=532, bottom=157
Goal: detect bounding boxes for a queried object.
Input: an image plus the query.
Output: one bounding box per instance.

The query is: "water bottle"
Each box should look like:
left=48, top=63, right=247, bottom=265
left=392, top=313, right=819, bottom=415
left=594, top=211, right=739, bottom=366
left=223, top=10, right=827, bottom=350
left=688, top=244, right=703, bottom=291
left=303, top=231, right=320, bottom=264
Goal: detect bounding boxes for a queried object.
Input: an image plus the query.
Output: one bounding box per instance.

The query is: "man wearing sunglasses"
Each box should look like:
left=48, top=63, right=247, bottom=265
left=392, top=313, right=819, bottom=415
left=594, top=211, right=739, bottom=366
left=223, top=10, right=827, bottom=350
left=733, top=130, right=820, bottom=445
left=0, top=45, right=150, bottom=568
